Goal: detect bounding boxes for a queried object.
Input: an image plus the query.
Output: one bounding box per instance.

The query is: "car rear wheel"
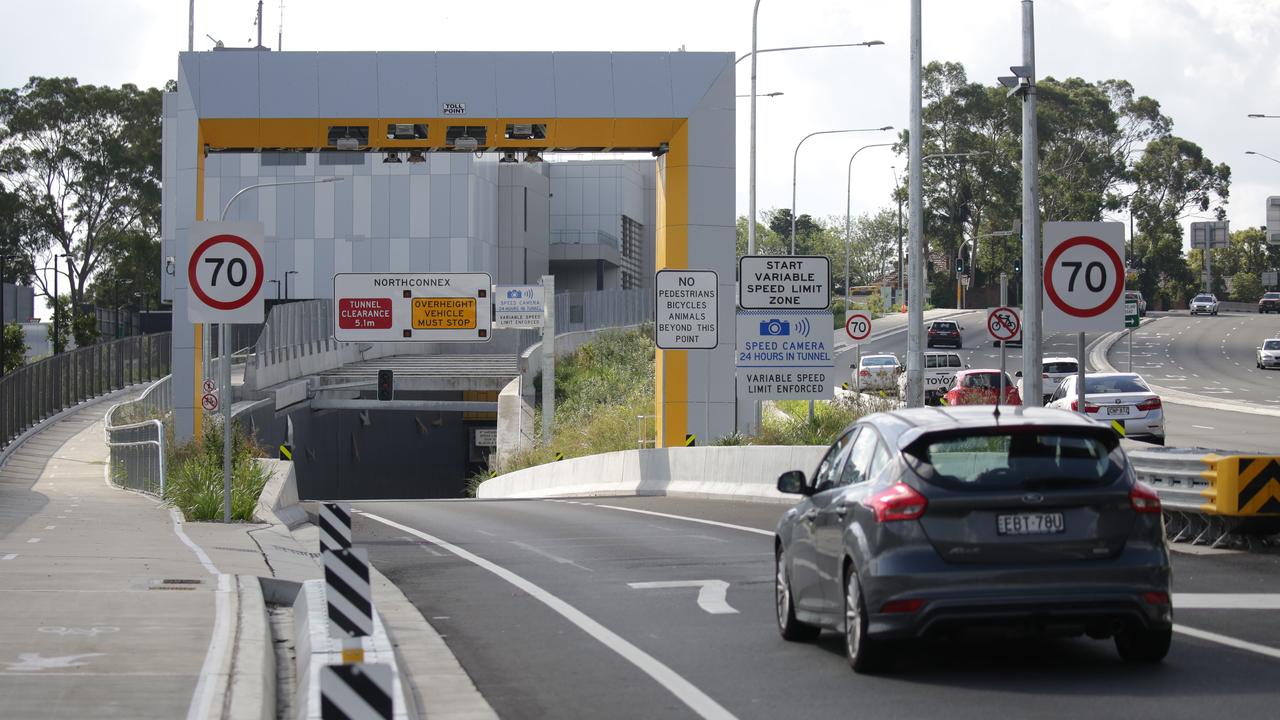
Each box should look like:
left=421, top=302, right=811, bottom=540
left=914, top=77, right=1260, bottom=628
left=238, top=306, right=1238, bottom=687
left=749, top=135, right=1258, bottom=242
left=844, top=565, right=891, bottom=673
left=1115, top=623, right=1171, bottom=663
left=776, top=547, right=819, bottom=642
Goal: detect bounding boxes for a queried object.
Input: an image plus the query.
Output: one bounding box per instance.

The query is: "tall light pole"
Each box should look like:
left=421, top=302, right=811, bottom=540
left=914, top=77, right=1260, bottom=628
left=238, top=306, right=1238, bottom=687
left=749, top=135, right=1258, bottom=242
left=1247, top=114, right=1280, bottom=119
left=743, top=18, right=885, bottom=254
left=791, top=126, right=893, bottom=254
left=215, top=176, right=341, bottom=523
left=844, top=143, right=894, bottom=306
left=906, top=0, right=925, bottom=407
left=1246, top=150, right=1280, bottom=165
left=999, top=0, right=1042, bottom=408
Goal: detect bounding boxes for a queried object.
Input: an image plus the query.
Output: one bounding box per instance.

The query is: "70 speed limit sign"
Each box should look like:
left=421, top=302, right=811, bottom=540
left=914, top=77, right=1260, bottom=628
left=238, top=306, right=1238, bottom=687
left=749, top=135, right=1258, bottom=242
left=187, top=221, right=266, bottom=324
left=1042, top=222, right=1125, bottom=333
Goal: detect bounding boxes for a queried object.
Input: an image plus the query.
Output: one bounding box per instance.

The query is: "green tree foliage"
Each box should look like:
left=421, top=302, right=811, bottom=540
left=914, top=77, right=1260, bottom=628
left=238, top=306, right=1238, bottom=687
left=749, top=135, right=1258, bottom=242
left=1232, top=272, right=1263, bottom=303
left=3, top=321, right=25, bottom=372
left=0, top=77, right=164, bottom=327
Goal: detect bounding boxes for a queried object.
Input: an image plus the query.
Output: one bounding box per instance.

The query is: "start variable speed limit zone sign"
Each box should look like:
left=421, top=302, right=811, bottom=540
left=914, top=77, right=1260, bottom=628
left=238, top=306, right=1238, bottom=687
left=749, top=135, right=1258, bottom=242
left=987, top=306, right=1021, bottom=342
left=187, top=221, right=266, bottom=324
left=1042, top=222, right=1125, bottom=333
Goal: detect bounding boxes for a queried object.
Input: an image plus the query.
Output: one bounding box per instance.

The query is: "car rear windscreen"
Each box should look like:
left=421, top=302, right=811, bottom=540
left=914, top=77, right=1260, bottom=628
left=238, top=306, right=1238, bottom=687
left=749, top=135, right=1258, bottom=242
left=1084, top=376, right=1149, bottom=393
left=1044, top=362, right=1078, bottom=374
left=864, top=357, right=897, bottom=366
left=908, top=430, right=1124, bottom=491
left=933, top=322, right=956, bottom=331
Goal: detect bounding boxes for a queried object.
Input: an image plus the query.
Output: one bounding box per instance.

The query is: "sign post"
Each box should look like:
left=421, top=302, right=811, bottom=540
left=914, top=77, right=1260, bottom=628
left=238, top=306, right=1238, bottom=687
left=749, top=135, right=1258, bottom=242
left=987, top=307, right=1021, bottom=406
left=187, top=221, right=266, bottom=523
left=1043, top=222, right=1126, bottom=417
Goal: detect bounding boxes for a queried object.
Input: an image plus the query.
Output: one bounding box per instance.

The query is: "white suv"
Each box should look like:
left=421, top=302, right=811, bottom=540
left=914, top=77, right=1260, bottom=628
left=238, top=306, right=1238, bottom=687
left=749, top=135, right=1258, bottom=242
left=1016, top=356, right=1079, bottom=405
left=1189, top=294, right=1218, bottom=316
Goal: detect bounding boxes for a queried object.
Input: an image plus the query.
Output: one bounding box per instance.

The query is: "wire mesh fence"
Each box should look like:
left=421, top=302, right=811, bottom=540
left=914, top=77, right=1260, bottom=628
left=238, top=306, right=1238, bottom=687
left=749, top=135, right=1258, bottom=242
left=1, top=333, right=172, bottom=453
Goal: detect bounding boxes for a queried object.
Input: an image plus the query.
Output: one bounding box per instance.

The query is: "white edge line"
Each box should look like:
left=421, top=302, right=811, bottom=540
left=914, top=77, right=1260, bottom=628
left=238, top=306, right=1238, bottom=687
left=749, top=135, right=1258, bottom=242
left=1174, top=623, right=1280, bottom=661
left=186, top=573, right=234, bottom=720
left=578, top=502, right=774, bottom=538
left=170, top=508, right=221, bottom=577
left=360, top=511, right=738, bottom=720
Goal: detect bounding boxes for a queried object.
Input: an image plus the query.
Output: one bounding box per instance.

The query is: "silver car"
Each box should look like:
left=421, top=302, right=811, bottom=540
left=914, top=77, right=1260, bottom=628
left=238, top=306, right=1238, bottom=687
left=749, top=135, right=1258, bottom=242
left=1047, top=373, right=1165, bottom=445
left=774, top=406, right=1172, bottom=673
left=1258, top=338, right=1280, bottom=369
left=1189, top=294, right=1218, bottom=315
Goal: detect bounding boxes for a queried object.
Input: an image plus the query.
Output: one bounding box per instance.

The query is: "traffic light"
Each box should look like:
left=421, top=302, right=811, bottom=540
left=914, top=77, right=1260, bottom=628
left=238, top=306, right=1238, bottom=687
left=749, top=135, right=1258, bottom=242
left=956, top=256, right=965, bottom=274
left=1013, top=258, right=1022, bottom=274
left=377, top=369, right=394, bottom=401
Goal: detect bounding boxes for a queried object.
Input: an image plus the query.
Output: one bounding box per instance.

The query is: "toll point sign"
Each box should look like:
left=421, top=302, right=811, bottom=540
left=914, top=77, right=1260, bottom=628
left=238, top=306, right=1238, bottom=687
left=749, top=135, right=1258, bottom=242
left=738, top=256, right=830, bottom=310
left=333, top=272, right=492, bottom=342
left=655, top=269, right=718, bottom=349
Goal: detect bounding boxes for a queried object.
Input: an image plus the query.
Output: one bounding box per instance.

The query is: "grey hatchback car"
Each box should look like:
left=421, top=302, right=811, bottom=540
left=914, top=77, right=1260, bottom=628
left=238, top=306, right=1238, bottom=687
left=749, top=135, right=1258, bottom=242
left=774, top=406, right=1172, bottom=673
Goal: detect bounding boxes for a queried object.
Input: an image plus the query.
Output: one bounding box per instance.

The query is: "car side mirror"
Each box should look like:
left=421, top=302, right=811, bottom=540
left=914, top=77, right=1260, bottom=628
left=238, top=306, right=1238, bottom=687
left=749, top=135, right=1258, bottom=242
left=1014, top=371, right=1023, bottom=377
left=850, top=363, right=857, bottom=369
left=777, top=470, right=810, bottom=495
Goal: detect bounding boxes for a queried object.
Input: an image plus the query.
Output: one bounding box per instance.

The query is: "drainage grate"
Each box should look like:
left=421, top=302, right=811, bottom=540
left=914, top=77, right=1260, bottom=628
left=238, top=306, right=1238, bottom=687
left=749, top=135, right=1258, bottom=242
left=149, top=578, right=203, bottom=590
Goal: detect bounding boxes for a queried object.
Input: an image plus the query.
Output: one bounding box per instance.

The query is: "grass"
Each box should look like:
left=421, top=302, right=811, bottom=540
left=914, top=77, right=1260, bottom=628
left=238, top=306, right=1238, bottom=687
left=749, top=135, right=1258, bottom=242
left=164, top=421, right=271, bottom=521
left=759, top=395, right=896, bottom=446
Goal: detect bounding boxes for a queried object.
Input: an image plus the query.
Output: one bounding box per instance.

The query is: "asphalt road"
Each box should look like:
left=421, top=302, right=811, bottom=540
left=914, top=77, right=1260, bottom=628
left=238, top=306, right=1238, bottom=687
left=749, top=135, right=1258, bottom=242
left=356, top=496, right=1280, bottom=720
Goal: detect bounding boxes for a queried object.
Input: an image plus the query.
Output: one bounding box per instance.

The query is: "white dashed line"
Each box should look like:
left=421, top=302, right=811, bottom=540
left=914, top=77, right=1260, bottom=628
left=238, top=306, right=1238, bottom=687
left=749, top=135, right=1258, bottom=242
left=44, top=525, right=55, bottom=530
left=26, top=538, right=40, bottom=544
left=2, top=554, right=16, bottom=561
left=1192, top=425, right=1216, bottom=430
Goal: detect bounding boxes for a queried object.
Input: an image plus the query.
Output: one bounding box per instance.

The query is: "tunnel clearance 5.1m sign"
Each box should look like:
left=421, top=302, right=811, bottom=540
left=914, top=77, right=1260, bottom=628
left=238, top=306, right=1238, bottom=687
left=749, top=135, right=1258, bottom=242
left=187, top=221, right=266, bottom=324
left=735, top=310, right=835, bottom=400
left=738, top=256, right=830, bottom=309
left=1042, top=221, right=1126, bottom=333
left=333, top=272, right=492, bottom=342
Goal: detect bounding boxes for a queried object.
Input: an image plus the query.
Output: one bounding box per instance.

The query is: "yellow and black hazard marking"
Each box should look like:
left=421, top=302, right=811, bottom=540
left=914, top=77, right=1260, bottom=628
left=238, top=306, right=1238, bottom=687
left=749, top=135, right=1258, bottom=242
left=841, top=382, right=850, bottom=390
left=1110, top=419, right=1125, bottom=437
left=554, top=451, right=564, bottom=462
left=279, top=443, right=293, bottom=461
left=1237, top=457, right=1280, bottom=515
left=685, top=433, right=696, bottom=447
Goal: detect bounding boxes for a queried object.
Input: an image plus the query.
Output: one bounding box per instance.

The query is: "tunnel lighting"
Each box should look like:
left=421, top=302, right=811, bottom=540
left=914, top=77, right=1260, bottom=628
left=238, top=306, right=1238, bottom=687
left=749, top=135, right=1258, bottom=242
left=406, top=150, right=427, bottom=163
left=383, top=152, right=402, bottom=164
left=499, top=151, right=519, bottom=164
left=524, top=150, right=544, bottom=164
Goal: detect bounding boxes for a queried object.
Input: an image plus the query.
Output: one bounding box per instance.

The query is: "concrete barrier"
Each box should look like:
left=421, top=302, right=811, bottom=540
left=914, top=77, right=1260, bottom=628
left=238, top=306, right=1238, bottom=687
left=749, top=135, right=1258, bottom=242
left=478, top=445, right=830, bottom=503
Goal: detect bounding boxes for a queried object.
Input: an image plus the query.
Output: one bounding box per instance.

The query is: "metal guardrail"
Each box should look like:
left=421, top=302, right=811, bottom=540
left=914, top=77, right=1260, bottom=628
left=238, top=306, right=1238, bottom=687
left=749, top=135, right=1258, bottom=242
left=252, top=299, right=335, bottom=371
left=104, top=375, right=173, bottom=496
left=1, top=332, right=172, bottom=453
left=1129, top=446, right=1280, bottom=548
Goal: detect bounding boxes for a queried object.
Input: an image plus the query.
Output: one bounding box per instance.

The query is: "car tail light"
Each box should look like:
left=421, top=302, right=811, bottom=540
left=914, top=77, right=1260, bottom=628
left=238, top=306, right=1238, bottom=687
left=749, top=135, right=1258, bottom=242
left=1042, top=373, right=1049, bottom=379
left=1070, top=400, right=1101, bottom=413
left=1130, top=481, right=1162, bottom=514
left=1137, top=397, right=1162, bottom=411
left=880, top=598, right=925, bottom=613
left=1143, top=591, right=1171, bottom=606
left=859, top=369, right=871, bottom=377
left=862, top=482, right=928, bottom=522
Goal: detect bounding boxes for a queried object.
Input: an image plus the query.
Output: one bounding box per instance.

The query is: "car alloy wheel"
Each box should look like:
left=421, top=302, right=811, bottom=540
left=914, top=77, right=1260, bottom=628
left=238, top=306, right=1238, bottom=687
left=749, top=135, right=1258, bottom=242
left=775, top=547, right=818, bottom=642
left=844, top=565, right=889, bottom=672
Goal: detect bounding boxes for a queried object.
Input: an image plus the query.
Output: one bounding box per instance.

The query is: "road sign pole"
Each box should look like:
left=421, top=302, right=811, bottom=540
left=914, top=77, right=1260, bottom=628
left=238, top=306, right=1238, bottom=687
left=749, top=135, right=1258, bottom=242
left=907, top=0, right=925, bottom=408
left=1020, top=0, right=1043, bottom=408
left=222, top=321, right=232, bottom=523
left=1128, top=329, right=1133, bottom=373
left=1076, top=332, right=1086, bottom=416
left=999, top=340, right=1007, bottom=406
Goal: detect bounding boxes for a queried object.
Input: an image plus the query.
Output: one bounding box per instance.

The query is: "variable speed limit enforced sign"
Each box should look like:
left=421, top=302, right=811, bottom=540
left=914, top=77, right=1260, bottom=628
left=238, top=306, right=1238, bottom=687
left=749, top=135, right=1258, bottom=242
left=845, top=311, right=872, bottom=341
left=1042, top=222, right=1126, bottom=333
left=987, top=306, right=1021, bottom=343
left=186, top=221, right=266, bottom=323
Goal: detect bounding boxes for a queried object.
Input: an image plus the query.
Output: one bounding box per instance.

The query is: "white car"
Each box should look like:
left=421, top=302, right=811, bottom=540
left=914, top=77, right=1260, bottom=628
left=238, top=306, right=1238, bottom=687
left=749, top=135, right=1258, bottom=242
left=1189, top=294, right=1218, bottom=315
left=1046, top=372, right=1165, bottom=445
left=1258, top=338, right=1280, bottom=370
left=897, top=351, right=965, bottom=405
left=854, top=353, right=902, bottom=392
left=1015, top=356, right=1080, bottom=405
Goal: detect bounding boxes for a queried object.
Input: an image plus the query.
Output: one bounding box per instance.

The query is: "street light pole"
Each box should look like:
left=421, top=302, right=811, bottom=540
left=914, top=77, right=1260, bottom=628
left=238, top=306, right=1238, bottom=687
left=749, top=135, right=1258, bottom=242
left=844, top=143, right=894, bottom=307
left=791, top=127, right=893, bottom=254
left=215, top=176, right=341, bottom=523
left=1019, top=0, right=1043, bottom=407
left=907, top=0, right=925, bottom=407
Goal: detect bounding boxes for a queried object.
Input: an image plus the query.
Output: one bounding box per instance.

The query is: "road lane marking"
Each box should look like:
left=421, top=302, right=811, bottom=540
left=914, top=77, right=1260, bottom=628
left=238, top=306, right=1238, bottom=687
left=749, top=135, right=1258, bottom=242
left=511, top=541, right=594, bottom=572
left=186, top=574, right=233, bottom=720
left=628, top=580, right=739, bottom=615
left=362, top=511, right=738, bottom=720
left=44, top=526, right=55, bottom=530
left=2, top=554, right=16, bottom=561
left=1174, top=624, right=1280, bottom=661
left=1175, top=594, right=1280, bottom=609
left=567, top=502, right=774, bottom=538
left=1191, top=425, right=1216, bottom=430
left=26, top=538, right=39, bottom=544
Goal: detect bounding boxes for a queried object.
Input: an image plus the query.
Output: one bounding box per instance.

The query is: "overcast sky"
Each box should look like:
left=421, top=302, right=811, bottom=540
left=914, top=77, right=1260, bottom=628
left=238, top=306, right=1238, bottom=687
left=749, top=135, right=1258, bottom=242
left=3, top=0, right=1279, bottom=247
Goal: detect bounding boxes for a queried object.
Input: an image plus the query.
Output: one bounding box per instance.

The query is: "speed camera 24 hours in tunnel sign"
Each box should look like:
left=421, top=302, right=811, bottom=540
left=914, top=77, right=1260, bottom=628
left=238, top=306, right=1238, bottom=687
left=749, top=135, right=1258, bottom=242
left=1042, top=221, right=1126, bottom=333
left=187, top=221, right=266, bottom=324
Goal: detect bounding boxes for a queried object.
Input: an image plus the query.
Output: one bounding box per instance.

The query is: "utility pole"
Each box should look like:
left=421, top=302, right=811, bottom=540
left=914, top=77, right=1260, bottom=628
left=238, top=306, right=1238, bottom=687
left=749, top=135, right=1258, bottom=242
left=906, top=0, right=925, bottom=408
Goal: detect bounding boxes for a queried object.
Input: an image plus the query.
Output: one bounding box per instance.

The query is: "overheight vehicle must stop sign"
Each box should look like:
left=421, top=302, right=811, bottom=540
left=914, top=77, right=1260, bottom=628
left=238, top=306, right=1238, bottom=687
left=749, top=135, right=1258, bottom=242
left=1042, top=221, right=1126, bottom=333
left=187, top=221, right=266, bottom=324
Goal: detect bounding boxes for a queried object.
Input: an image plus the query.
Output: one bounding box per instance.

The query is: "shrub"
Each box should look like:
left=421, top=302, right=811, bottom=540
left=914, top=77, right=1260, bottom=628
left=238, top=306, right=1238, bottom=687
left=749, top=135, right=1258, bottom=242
left=164, top=420, right=270, bottom=521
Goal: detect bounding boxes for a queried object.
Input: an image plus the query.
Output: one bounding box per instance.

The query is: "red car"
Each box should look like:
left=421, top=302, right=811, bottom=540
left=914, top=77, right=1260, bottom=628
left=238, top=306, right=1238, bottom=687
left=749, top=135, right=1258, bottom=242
left=942, top=369, right=1021, bottom=406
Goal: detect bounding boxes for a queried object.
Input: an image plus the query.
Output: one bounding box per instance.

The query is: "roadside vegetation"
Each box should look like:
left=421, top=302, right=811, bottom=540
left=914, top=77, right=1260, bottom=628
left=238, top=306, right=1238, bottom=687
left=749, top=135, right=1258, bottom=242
left=164, top=421, right=271, bottom=521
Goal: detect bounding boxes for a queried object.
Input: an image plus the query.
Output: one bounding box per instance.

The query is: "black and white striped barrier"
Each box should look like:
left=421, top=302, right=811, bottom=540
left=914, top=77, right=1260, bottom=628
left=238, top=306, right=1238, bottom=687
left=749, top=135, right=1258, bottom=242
left=320, top=502, right=353, bottom=552
left=320, top=663, right=394, bottom=720
left=324, top=548, right=374, bottom=640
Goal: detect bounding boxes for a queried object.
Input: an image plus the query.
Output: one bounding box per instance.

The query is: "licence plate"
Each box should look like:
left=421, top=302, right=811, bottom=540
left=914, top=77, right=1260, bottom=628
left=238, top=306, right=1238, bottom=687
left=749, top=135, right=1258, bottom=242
left=996, top=513, right=1065, bottom=536
left=1106, top=405, right=1128, bottom=416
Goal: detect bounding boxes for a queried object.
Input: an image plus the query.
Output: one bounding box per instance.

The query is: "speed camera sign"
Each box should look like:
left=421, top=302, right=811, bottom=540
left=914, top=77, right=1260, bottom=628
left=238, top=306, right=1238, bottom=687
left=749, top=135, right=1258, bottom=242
left=187, top=221, right=266, bottom=324
left=1042, top=221, right=1125, bottom=333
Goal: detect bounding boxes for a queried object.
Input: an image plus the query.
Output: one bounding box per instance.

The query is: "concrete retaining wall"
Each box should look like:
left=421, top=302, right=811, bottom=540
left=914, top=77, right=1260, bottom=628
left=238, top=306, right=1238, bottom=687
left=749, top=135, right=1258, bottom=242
left=477, top=445, right=829, bottom=503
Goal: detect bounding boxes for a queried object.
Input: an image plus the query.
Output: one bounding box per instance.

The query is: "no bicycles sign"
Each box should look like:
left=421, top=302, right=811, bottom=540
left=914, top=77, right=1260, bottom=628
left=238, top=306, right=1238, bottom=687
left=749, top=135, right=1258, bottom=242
left=187, top=221, right=266, bottom=324
left=1042, top=221, right=1125, bottom=333
left=987, top=306, right=1021, bottom=342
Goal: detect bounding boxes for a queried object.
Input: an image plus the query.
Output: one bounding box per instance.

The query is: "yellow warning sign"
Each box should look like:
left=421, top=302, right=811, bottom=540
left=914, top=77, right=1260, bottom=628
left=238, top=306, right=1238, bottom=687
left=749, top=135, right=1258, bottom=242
left=1110, top=419, right=1125, bottom=437
left=411, top=297, right=477, bottom=329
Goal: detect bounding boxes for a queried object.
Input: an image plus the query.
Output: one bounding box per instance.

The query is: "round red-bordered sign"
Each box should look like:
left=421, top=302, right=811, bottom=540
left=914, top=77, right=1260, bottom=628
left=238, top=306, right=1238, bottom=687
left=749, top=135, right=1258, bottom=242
left=1043, top=235, right=1125, bottom=318
left=845, top=312, right=872, bottom=341
left=188, top=234, right=265, bottom=311
left=987, top=306, right=1020, bottom=341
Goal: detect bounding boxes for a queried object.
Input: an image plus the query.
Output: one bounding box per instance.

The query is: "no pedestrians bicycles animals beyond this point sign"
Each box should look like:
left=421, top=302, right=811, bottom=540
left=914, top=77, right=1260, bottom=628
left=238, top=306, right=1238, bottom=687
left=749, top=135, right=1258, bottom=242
left=655, top=269, right=718, bottom=350
left=187, top=221, right=266, bottom=324
left=1042, top=221, right=1126, bottom=333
